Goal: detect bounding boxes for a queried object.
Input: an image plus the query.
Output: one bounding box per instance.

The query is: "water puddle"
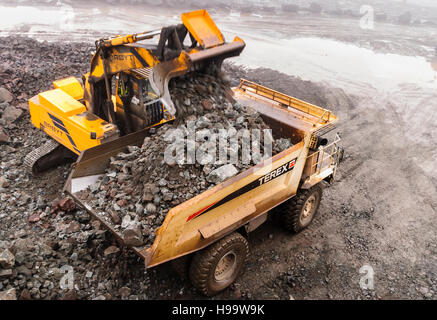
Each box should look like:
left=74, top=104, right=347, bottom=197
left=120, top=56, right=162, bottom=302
left=228, top=34, right=437, bottom=93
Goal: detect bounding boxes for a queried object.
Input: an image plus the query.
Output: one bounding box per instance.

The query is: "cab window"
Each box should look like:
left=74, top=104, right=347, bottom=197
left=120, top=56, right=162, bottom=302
left=117, top=74, right=130, bottom=97
left=142, top=80, right=158, bottom=103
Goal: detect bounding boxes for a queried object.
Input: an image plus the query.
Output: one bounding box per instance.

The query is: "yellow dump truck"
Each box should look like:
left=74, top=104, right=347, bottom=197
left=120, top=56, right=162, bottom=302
left=64, top=79, right=342, bottom=296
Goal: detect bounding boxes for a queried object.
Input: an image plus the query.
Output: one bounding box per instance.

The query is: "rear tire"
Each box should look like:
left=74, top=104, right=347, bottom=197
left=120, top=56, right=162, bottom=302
left=189, top=232, right=249, bottom=296
left=279, top=185, right=323, bottom=233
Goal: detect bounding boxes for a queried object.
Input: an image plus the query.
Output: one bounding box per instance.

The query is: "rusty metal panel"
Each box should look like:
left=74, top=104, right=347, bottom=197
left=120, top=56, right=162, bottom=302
left=66, top=128, right=149, bottom=180
left=238, top=79, right=337, bottom=124
left=245, top=212, right=268, bottom=233
left=199, top=202, right=257, bottom=239
left=189, top=40, right=245, bottom=63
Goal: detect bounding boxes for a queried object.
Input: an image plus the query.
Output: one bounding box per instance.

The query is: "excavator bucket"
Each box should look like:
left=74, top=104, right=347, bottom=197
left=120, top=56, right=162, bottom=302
left=181, top=9, right=225, bottom=49
left=150, top=10, right=245, bottom=116
left=181, top=9, right=245, bottom=67
left=150, top=36, right=245, bottom=116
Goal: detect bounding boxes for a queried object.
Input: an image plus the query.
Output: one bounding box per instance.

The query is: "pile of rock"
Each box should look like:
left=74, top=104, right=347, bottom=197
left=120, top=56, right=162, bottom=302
left=79, top=72, right=293, bottom=248
left=0, top=204, right=150, bottom=300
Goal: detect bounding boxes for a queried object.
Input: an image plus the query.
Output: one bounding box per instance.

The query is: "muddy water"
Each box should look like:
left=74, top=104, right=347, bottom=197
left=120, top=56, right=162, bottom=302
left=229, top=34, right=437, bottom=93
left=2, top=3, right=436, bottom=92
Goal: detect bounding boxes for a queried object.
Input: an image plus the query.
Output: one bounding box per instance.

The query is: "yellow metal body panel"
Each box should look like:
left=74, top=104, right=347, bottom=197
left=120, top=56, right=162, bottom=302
left=39, top=89, right=86, bottom=117
left=29, top=90, right=117, bottom=155
left=88, top=46, right=159, bottom=80
left=53, top=77, right=84, bottom=101
left=181, top=9, right=225, bottom=48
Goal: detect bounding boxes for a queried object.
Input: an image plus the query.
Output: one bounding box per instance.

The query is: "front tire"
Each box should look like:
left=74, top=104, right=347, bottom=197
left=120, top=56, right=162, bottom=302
left=189, top=232, right=249, bottom=296
left=280, top=185, right=323, bottom=233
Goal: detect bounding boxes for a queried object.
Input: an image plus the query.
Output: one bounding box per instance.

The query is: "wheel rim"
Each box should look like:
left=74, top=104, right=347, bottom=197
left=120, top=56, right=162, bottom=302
left=300, top=194, right=317, bottom=225
left=214, top=250, right=237, bottom=282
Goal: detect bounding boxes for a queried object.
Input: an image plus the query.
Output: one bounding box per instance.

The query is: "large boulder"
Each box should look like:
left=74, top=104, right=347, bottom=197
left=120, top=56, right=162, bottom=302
left=0, top=249, right=15, bottom=269
left=0, top=288, right=16, bottom=300
left=0, top=176, right=9, bottom=188
left=122, top=223, right=144, bottom=247
left=206, top=164, right=238, bottom=184
left=1, top=105, right=22, bottom=123
left=0, top=88, right=13, bottom=104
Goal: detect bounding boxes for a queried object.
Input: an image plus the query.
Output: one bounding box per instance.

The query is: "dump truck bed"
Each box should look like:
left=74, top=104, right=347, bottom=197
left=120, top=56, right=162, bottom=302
left=64, top=80, right=339, bottom=268
left=234, top=79, right=337, bottom=133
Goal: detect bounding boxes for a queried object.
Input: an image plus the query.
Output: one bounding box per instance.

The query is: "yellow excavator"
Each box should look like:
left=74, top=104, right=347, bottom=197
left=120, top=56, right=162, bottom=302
left=25, top=9, right=245, bottom=173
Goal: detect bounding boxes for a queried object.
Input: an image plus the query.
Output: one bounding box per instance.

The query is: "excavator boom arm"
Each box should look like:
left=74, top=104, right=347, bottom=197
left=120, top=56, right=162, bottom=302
left=83, top=9, right=245, bottom=121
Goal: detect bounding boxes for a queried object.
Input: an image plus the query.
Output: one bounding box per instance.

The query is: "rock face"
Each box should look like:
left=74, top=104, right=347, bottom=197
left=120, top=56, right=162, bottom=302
left=79, top=72, right=293, bottom=248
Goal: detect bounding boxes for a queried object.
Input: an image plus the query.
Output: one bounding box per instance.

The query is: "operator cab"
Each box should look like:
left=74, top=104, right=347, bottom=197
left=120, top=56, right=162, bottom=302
left=114, top=70, right=171, bottom=135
